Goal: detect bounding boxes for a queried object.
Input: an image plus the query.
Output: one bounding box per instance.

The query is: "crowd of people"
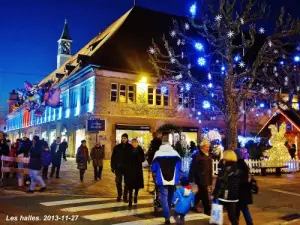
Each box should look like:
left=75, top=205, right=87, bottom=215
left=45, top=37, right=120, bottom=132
left=0, top=131, right=256, bottom=225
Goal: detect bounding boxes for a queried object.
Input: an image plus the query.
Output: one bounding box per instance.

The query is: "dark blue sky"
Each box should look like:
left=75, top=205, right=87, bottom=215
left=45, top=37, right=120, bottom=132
left=0, top=0, right=299, bottom=112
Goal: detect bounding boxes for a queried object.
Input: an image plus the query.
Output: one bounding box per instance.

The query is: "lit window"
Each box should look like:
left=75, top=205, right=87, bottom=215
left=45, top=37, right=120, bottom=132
left=156, top=88, right=162, bottom=105
left=163, top=88, right=169, bottom=106
left=70, top=90, right=78, bottom=108
left=128, top=85, right=135, bottom=103
left=148, top=87, right=154, bottom=105
left=110, top=83, right=118, bottom=102
left=81, top=86, right=89, bottom=105
left=119, top=84, right=127, bottom=103
left=179, top=89, right=195, bottom=109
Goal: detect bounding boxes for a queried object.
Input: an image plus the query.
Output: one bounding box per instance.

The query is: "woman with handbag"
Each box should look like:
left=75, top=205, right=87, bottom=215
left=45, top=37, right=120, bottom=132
left=234, top=148, right=253, bottom=225
left=76, top=140, right=90, bottom=182
left=212, top=150, right=240, bottom=225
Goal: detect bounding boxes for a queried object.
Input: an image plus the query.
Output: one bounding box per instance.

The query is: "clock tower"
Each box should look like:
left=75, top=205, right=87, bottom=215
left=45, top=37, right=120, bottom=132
left=57, top=19, right=72, bottom=69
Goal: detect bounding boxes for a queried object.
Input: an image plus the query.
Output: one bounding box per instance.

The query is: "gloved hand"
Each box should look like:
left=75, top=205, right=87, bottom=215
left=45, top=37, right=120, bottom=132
left=111, top=169, right=115, bottom=173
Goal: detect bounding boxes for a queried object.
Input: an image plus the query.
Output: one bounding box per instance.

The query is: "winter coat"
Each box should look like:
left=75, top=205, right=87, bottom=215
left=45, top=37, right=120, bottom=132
left=90, top=146, right=105, bottom=167
left=147, top=138, right=162, bottom=165
left=0, top=143, right=10, bottom=157
left=28, top=142, right=43, bottom=171
left=125, top=146, right=145, bottom=189
left=151, top=144, right=181, bottom=186
left=237, top=159, right=253, bottom=206
left=172, top=186, right=195, bottom=215
left=189, top=150, right=213, bottom=186
left=50, top=141, right=67, bottom=166
left=111, top=142, right=132, bottom=171
left=213, top=162, right=240, bottom=202
left=43, top=150, right=52, bottom=167
left=8, top=144, right=18, bottom=167
left=17, top=139, right=32, bottom=157
left=76, top=145, right=90, bottom=170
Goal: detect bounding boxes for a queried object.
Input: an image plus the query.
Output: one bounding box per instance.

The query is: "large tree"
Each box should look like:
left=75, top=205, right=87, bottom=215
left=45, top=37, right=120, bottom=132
left=149, top=0, right=300, bottom=149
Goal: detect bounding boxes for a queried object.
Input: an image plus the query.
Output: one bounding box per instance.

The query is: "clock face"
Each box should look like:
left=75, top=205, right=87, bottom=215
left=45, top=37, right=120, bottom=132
left=60, top=41, right=71, bottom=54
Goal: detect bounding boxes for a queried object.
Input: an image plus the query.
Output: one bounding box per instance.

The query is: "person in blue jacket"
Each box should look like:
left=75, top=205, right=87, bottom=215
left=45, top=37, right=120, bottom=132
left=171, top=177, right=195, bottom=225
left=152, top=134, right=181, bottom=225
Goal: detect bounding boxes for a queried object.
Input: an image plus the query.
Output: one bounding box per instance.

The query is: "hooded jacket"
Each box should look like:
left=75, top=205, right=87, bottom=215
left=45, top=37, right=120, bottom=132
left=151, top=144, right=181, bottom=186
left=172, top=186, right=195, bottom=215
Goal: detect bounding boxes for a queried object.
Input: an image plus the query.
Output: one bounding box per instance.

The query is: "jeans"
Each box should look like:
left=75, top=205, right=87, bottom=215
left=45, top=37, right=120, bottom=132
left=236, top=204, right=253, bottom=225
left=159, top=185, right=175, bottom=219
left=18, top=162, right=24, bottom=179
left=29, top=169, right=46, bottom=191
left=115, top=167, right=128, bottom=199
left=225, top=202, right=238, bottom=225
left=93, top=166, right=103, bottom=179
left=50, top=165, right=60, bottom=178
left=195, top=184, right=211, bottom=215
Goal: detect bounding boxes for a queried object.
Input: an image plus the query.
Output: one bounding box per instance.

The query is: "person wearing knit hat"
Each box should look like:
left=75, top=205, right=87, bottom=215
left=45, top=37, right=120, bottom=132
left=234, top=148, right=254, bottom=225
left=212, top=150, right=240, bottom=225
left=189, top=137, right=212, bottom=215
left=111, top=133, right=132, bottom=202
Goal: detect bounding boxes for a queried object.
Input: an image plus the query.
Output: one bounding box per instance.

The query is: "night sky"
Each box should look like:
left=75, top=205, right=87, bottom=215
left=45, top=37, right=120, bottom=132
left=0, top=0, right=299, bottom=113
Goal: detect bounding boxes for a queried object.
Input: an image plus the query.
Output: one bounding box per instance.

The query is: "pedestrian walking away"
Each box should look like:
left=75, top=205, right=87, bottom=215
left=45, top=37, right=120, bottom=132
left=152, top=133, right=181, bottom=225
left=111, top=133, right=132, bottom=203
left=76, top=140, right=90, bottom=182
left=50, top=137, right=67, bottom=178
left=234, top=148, right=253, bottom=225
left=189, top=138, right=213, bottom=215
left=171, top=177, right=195, bottom=225
left=42, top=142, right=51, bottom=180
left=212, top=150, right=240, bottom=225
left=125, top=138, right=145, bottom=207
left=27, top=136, right=46, bottom=193
left=90, top=142, right=105, bottom=180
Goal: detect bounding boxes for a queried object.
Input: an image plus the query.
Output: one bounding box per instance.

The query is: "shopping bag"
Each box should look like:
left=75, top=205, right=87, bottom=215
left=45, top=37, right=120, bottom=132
left=209, top=201, right=223, bottom=225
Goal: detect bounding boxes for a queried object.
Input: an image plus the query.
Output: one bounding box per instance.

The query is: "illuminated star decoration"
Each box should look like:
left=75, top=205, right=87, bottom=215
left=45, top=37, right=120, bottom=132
left=184, top=23, right=190, bottom=30
left=208, top=83, right=213, bottom=88
left=189, top=3, right=197, bottom=17
left=215, top=14, right=222, bottom=22
left=274, top=49, right=279, bottom=54
left=198, top=57, right=206, bottom=66
left=240, top=18, right=245, bottom=24
left=208, top=73, right=212, bottom=80
left=259, top=27, right=265, bottom=34
left=170, top=57, right=176, bottom=63
left=261, top=87, right=267, bottom=94
left=177, top=105, right=183, bottom=112
left=227, top=30, right=235, bottom=38
left=239, top=61, right=245, bottom=68
left=161, top=86, right=168, bottom=94
left=177, top=39, right=181, bottom=46
left=216, top=59, right=220, bottom=64
left=268, top=41, right=273, bottom=47
left=170, top=30, right=176, bottom=37
left=149, top=47, right=155, bottom=54
left=195, top=42, right=204, bottom=51
left=185, top=83, right=191, bottom=91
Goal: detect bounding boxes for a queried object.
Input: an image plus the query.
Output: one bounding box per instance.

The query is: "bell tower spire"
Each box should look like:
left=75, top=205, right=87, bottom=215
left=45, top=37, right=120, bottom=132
left=57, top=19, right=72, bottom=69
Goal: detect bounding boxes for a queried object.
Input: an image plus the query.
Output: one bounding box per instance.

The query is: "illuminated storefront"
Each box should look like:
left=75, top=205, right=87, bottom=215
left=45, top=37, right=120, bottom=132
left=115, top=124, right=151, bottom=146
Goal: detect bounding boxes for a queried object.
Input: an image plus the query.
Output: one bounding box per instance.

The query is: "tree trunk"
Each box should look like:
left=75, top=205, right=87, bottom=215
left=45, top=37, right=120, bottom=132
left=225, top=113, right=238, bottom=150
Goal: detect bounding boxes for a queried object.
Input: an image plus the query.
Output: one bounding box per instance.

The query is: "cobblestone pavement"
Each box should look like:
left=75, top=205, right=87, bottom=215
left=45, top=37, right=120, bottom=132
left=0, top=159, right=300, bottom=225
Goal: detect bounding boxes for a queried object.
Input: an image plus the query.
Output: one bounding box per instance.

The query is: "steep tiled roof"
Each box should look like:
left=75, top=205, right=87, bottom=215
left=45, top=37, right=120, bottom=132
left=39, top=6, right=182, bottom=86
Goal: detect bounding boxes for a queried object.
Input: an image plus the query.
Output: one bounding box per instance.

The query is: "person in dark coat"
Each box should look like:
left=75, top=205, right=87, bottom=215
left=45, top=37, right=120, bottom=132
left=90, top=142, right=105, bottom=180
left=76, top=140, right=90, bottom=182
left=42, top=141, right=51, bottom=180
left=189, top=138, right=213, bottom=215
left=16, top=137, right=32, bottom=157
left=125, top=138, right=145, bottom=207
left=111, top=133, right=132, bottom=202
left=27, top=136, right=46, bottom=193
left=50, top=137, right=67, bottom=178
left=212, top=150, right=240, bottom=225
left=289, top=144, right=296, bottom=159
left=234, top=148, right=253, bottom=225
left=0, top=139, right=10, bottom=179
left=147, top=132, right=162, bottom=165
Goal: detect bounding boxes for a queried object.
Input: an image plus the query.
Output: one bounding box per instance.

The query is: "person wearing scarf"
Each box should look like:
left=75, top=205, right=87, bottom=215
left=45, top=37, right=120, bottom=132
left=76, top=140, right=90, bottom=182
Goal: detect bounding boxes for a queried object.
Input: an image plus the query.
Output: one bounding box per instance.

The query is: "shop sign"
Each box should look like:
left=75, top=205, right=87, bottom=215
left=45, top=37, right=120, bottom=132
left=116, top=124, right=150, bottom=131
left=181, top=127, right=199, bottom=132
left=86, top=118, right=105, bottom=132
